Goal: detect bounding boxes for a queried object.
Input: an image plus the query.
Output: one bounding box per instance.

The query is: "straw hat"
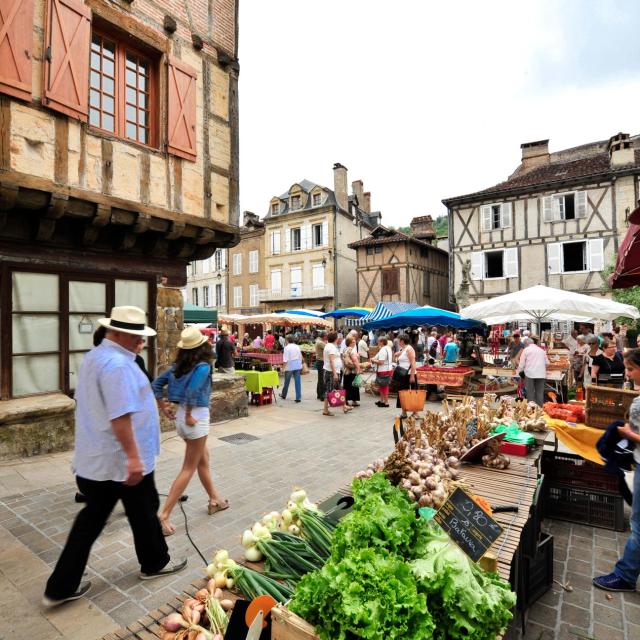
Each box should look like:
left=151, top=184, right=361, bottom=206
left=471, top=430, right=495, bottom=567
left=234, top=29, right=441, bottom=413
left=98, top=306, right=156, bottom=336
left=177, top=326, right=208, bottom=350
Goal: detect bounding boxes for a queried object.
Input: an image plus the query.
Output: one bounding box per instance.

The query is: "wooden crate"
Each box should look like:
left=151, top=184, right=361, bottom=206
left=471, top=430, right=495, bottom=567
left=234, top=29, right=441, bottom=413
left=585, top=385, right=639, bottom=429
left=271, top=605, right=320, bottom=640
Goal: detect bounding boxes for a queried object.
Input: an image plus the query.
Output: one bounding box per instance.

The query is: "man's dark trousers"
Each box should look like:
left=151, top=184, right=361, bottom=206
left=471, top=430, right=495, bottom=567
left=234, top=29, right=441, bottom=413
left=316, top=360, right=325, bottom=399
left=45, top=471, right=169, bottom=598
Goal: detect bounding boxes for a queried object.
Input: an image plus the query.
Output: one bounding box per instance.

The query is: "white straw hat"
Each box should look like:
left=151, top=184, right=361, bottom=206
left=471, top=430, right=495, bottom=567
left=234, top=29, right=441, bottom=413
left=177, top=326, right=208, bottom=350
left=98, top=306, right=156, bottom=337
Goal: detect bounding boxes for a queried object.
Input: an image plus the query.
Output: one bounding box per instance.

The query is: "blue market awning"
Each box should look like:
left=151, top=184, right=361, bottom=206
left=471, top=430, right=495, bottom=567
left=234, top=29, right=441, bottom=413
left=322, top=307, right=372, bottom=319
left=363, top=305, right=483, bottom=331
left=274, top=309, right=325, bottom=317
left=359, top=302, right=421, bottom=325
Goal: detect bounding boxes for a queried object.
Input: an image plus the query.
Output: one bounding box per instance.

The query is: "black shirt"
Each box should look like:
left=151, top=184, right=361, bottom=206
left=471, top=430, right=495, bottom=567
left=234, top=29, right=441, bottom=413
left=216, top=338, right=235, bottom=368
left=591, top=353, right=625, bottom=383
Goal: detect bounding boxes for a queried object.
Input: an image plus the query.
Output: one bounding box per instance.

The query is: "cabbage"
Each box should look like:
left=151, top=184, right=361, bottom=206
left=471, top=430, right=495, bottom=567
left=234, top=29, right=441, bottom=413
left=410, top=523, right=516, bottom=639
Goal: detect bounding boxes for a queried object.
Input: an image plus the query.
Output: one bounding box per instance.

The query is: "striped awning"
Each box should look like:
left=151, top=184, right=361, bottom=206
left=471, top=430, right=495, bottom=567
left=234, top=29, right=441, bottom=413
left=359, top=302, right=421, bottom=324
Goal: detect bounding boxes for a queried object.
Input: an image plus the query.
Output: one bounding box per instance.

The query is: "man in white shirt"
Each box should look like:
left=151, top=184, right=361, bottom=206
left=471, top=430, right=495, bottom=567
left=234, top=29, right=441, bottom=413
left=517, top=336, right=550, bottom=407
left=43, top=307, right=186, bottom=607
left=281, top=336, right=303, bottom=402
left=563, top=329, right=578, bottom=356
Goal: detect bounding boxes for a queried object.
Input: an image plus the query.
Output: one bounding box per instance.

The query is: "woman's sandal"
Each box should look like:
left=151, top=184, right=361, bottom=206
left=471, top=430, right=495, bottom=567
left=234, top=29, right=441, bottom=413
left=159, top=516, right=176, bottom=537
left=323, top=410, right=335, bottom=416
left=343, top=407, right=353, bottom=413
left=208, top=498, right=230, bottom=515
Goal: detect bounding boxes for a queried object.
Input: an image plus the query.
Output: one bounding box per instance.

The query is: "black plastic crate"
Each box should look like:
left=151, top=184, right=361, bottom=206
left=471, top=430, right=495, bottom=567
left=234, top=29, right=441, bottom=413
left=523, top=533, right=554, bottom=608
left=544, top=482, right=625, bottom=531
left=541, top=451, right=618, bottom=493
left=520, top=474, right=545, bottom=559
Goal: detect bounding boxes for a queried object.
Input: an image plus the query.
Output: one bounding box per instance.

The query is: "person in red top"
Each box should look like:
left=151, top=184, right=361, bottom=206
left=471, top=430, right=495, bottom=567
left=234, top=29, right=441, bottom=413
left=263, top=330, right=275, bottom=350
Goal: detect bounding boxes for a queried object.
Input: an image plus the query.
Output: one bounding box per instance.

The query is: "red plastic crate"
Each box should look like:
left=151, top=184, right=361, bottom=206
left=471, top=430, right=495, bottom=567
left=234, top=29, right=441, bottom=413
left=499, top=442, right=530, bottom=456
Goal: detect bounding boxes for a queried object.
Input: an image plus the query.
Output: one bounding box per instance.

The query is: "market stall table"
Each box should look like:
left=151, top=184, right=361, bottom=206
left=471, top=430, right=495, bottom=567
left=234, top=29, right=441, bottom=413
left=235, top=369, right=280, bottom=393
left=241, top=351, right=284, bottom=367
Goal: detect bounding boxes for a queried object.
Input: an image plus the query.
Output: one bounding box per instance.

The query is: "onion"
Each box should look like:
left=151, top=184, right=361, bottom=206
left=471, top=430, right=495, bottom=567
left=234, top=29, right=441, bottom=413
left=290, top=489, right=307, bottom=503
left=244, top=545, right=263, bottom=562
left=220, top=599, right=234, bottom=611
left=226, top=578, right=234, bottom=590
left=281, top=509, right=293, bottom=525
left=163, top=613, right=186, bottom=632
left=205, top=563, right=217, bottom=578
left=241, top=529, right=255, bottom=548
left=207, top=579, right=217, bottom=594
left=213, top=549, right=229, bottom=564
left=214, top=587, right=223, bottom=599
left=195, top=588, right=208, bottom=602
left=214, top=572, right=227, bottom=589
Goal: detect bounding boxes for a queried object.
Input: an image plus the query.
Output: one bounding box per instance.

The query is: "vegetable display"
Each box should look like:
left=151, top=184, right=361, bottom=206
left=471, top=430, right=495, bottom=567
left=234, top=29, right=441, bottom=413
left=411, top=522, right=516, bottom=640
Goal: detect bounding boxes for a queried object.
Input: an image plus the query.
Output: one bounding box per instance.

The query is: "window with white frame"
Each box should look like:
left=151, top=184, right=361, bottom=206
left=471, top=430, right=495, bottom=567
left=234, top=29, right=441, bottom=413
left=312, top=193, right=322, bottom=207
left=232, top=253, right=242, bottom=275
left=271, top=230, right=281, bottom=255
left=271, top=269, right=282, bottom=293
left=547, top=238, right=603, bottom=274
left=191, top=287, right=199, bottom=305
left=249, top=284, right=259, bottom=307
left=291, top=227, right=302, bottom=251
left=203, top=285, right=210, bottom=307
left=290, top=266, right=302, bottom=297
left=214, top=249, right=224, bottom=271
left=312, top=223, right=323, bottom=247
left=481, top=203, right=512, bottom=231
left=290, top=195, right=301, bottom=210
left=190, top=262, right=197, bottom=276
left=312, top=263, right=325, bottom=290
left=233, top=286, right=242, bottom=308
left=470, top=248, right=519, bottom=280
left=271, top=202, right=280, bottom=215
left=201, top=258, right=210, bottom=274
left=249, top=250, right=259, bottom=273
left=215, top=283, right=225, bottom=307
left=543, top=191, right=587, bottom=222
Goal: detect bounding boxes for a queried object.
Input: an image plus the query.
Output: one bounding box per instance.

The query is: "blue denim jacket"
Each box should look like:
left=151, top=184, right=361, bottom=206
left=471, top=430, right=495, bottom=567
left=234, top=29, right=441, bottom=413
left=151, top=363, right=212, bottom=407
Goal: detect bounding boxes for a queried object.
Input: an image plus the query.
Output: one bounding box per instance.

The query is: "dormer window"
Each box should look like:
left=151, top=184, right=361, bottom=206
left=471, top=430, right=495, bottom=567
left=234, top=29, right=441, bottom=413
left=271, top=202, right=280, bottom=215
left=290, top=195, right=301, bottom=210
left=312, top=193, right=322, bottom=207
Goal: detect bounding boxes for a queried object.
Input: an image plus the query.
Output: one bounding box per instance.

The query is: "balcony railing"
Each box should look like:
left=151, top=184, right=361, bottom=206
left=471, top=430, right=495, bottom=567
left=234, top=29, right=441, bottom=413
left=258, top=285, right=334, bottom=302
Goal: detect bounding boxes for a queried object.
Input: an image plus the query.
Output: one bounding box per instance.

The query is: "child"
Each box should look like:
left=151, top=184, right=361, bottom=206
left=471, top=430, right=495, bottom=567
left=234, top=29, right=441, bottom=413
left=152, top=326, right=228, bottom=536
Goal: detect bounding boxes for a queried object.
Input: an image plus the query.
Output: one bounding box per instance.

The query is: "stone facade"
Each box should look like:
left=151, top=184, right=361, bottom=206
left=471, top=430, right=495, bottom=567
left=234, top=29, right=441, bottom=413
left=187, top=249, right=229, bottom=312
left=443, top=134, right=640, bottom=305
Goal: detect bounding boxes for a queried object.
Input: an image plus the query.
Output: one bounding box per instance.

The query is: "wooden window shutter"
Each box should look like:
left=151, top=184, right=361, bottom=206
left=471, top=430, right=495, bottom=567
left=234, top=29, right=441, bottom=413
left=382, top=269, right=399, bottom=295
left=167, top=57, right=197, bottom=161
left=0, top=0, right=34, bottom=101
left=43, top=0, right=90, bottom=121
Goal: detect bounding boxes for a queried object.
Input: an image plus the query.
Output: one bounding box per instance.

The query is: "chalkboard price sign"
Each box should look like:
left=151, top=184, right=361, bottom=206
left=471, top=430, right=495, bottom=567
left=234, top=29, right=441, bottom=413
left=434, top=487, right=503, bottom=562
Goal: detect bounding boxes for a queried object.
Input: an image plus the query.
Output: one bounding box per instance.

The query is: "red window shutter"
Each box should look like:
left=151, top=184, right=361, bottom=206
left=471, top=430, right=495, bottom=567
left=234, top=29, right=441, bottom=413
left=167, top=57, right=197, bottom=161
left=0, top=0, right=34, bottom=101
left=43, top=0, right=91, bottom=121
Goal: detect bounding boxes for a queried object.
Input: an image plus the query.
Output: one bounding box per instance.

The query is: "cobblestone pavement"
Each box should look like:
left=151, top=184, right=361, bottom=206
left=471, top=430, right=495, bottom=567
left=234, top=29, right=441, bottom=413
left=1, top=374, right=639, bottom=638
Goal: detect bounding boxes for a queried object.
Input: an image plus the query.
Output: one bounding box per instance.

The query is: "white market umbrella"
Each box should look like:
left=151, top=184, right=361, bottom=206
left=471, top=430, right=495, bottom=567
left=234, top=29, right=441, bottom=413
left=241, top=313, right=333, bottom=328
left=481, top=311, right=596, bottom=326
left=460, top=284, right=640, bottom=323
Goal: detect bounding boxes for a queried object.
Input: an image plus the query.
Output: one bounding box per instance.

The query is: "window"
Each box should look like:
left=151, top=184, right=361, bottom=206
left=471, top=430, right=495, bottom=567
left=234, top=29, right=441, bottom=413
left=382, top=270, right=400, bottom=295
left=232, top=253, right=242, bottom=275
left=271, top=230, right=281, bottom=255
left=290, top=195, right=301, bottom=210
left=214, top=249, right=224, bottom=271
left=90, top=32, right=157, bottom=146
left=271, top=269, right=282, bottom=293
left=312, top=263, right=325, bottom=290
left=312, top=223, right=323, bottom=247
left=375, top=246, right=383, bottom=254
left=203, top=285, right=210, bottom=307
left=291, top=266, right=302, bottom=297
left=291, top=228, right=302, bottom=251
left=190, top=261, right=197, bottom=276
left=250, top=284, right=259, bottom=307
left=215, top=283, right=225, bottom=307
left=543, top=191, right=587, bottom=222
left=202, top=258, right=211, bottom=274
left=366, top=247, right=374, bottom=255
left=547, top=239, right=604, bottom=274
left=192, top=287, right=199, bottom=305
left=313, top=193, right=322, bottom=207
left=423, top=271, right=430, bottom=296
left=233, top=286, right=242, bottom=308
left=481, top=203, right=512, bottom=231
left=469, top=249, right=518, bottom=280
left=249, top=250, right=259, bottom=273
left=271, top=202, right=280, bottom=215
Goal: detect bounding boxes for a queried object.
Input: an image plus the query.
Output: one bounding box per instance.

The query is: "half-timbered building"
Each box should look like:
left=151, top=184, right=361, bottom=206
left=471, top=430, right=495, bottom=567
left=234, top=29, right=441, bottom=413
left=349, top=217, right=450, bottom=309
left=443, top=133, right=640, bottom=306
left=0, top=0, right=239, bottom=432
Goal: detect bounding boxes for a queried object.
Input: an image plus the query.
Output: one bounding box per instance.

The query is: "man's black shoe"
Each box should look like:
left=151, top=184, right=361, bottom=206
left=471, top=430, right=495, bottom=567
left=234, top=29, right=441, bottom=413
left=42, top=581, right=92, bottom=607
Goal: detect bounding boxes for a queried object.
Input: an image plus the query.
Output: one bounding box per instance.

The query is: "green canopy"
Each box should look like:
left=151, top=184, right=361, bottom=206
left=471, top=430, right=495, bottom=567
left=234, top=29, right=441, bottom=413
left=183, top=303, right=218, bottom=324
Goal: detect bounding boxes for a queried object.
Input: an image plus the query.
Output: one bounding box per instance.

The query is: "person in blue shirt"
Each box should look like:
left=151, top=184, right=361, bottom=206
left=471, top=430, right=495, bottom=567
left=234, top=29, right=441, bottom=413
left=443, top=336, right=460, bottom=364
left=152, top=326, right=228, bottom=536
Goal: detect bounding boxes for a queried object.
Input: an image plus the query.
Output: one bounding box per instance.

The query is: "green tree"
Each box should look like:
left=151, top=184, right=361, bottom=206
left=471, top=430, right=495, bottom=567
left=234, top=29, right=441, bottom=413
left=603, top=261, right=640, bottom=327
left=433, top=215, right=448, bottom=237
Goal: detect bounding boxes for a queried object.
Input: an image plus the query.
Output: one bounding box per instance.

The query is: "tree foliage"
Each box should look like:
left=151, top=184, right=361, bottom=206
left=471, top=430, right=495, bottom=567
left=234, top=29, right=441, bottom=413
left=602, top=261, right=640, bottom=327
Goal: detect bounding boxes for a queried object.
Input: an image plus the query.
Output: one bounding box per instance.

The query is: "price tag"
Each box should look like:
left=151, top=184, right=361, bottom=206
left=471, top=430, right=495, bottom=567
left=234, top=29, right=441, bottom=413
left=434, top=487, right=503, bottom=562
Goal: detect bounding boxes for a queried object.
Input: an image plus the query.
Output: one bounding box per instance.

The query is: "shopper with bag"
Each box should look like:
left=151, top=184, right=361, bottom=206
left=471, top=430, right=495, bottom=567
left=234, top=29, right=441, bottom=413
left=371, top=336, right=393, bottom=408
left=342, top=336, right=362, bottom=408
left=393, top=333, right=417, bottom=418
left=323, top=332, right=352, bottom=417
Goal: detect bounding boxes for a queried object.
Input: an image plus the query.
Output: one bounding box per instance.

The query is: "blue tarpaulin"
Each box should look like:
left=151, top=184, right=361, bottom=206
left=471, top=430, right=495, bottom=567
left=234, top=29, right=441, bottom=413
left=363, top=305, right=484, bottom=330
left=358, top=302, right=421, bottom=325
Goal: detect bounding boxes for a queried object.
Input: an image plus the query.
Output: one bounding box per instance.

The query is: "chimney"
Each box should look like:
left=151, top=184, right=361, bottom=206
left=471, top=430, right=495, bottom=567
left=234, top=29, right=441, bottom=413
left=242, top=210, right=259, bottom=226
left=351, top=180, right=364, bottom=207
left=608, top=132, right=634, bottom=166
left=362, top=192, right=371, bottom=213
left=333, top=163, right=348, bottom=211
left=409, top=215, right=436, bottom=243
left=520, top=139, right=550, bottom=172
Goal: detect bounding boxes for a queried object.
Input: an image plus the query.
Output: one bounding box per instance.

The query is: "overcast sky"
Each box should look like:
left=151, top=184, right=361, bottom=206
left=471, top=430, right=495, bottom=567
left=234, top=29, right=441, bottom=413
left=238, top=0, right=640, bottom=227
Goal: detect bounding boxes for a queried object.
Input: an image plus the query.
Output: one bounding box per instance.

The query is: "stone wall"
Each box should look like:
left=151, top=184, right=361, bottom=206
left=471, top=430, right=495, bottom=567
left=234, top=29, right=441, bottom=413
left=156, top=287, right=184, bottom=374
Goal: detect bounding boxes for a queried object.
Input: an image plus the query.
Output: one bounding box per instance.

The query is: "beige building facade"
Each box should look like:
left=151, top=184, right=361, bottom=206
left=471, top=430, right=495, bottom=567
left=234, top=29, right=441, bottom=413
left=188, top=249, right=228, bottom=312
left=443, top=133, right=640, bottom=306
left=260, top=164, right=380, bottom=312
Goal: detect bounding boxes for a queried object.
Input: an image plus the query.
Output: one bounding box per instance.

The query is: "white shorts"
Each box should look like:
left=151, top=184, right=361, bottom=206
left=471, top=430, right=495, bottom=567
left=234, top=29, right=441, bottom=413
left=175, top=405, right=210, bottom=440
